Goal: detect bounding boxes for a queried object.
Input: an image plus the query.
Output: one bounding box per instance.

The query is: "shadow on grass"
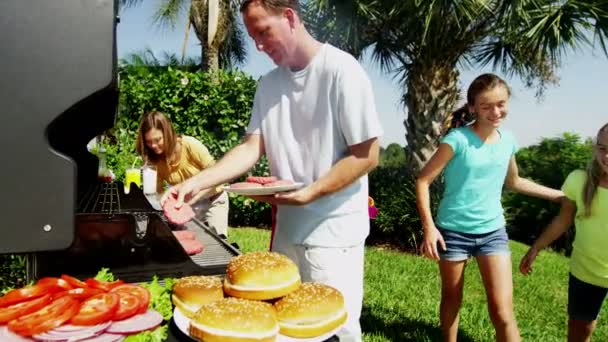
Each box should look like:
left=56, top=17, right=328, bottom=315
left=361, top=305, right=476, bottom=342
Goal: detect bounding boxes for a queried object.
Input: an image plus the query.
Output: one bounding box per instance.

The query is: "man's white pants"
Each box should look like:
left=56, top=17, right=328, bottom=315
left=272, top=240, right=365, bottom=342
left=192, top=191, right=229, bottom=236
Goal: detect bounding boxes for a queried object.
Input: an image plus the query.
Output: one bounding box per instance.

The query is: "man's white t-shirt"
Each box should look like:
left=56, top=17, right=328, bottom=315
left=246, top=43, right=383, bottom=248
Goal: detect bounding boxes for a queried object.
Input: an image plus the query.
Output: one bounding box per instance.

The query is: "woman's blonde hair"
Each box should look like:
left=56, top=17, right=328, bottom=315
left=136, top=111, right=179, bottom=164
left=582, top=122, right=608, bottom=216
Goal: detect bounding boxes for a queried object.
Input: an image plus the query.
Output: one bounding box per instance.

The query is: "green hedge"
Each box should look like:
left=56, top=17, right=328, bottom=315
left=0, top=255, right=26, bottom=293
left=369, top=165, right=442, bottom=251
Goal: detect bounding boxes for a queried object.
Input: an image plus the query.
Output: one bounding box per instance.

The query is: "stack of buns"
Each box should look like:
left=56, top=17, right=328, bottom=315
left=172, top=251, right=347, bottom=341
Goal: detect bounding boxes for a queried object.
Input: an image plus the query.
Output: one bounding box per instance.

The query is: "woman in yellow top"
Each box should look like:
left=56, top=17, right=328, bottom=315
left=520, top=122, right=608, bottom=341
left=136, top=111, right=229, bottom=237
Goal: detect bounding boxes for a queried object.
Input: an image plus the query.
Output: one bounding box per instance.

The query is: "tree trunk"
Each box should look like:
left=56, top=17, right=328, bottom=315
left=204, top=45, right=219, bottom=71
left=191, top=0, right=209, bottom=70
left=404, top=63, right=460, bottom=173
left=191, top=0, right=230, bottom=72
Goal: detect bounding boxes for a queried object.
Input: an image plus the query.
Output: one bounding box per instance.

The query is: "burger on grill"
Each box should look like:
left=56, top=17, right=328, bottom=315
left=273, top=282, right=347, bottom=338
left=189, top=297, right=279, bottom=342
left=171, top=275, right=224, bottom=318
left=223, top=252, right=301, bottom=300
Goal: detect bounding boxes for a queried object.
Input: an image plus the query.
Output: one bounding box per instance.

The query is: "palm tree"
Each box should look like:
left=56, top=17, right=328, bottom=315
left=119, top=0, right=247, bottom=71
left=305, top=0, right=608, bottom=172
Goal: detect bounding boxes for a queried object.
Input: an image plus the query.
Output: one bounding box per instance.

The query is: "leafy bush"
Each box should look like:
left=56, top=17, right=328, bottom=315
left=369, top=165, right=442, bottom=250
left=504, top=133, right=593, bottom=253
left=108, top=66, right=270, bottom=227
left=379, top=143, right=406, bottom=168
left=0, top=255, right=26, bottom=293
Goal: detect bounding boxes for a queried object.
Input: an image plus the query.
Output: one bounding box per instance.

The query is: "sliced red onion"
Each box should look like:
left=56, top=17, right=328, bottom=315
left=75, top=334, right=124, bottom=342
left=0, top=325, right=34, bottom=342
left=105, top=310, right=162, bottom=335
left=32, top=321, right=111, bottom=341
left=53, top=322, right=111, bottom=333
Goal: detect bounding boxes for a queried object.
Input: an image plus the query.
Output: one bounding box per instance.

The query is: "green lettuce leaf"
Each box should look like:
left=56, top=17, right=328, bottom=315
left=140, top=276, right=175, bottom=321
left=94, top=267, right=115, bottom=282
left=123, top=325, right=168, bottom=342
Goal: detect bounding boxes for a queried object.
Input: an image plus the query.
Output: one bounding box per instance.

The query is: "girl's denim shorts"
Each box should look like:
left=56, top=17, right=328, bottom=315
left=437, top=227, right=510, bottom=261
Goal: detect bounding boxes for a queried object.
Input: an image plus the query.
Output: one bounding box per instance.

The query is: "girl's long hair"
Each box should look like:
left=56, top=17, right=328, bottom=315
left=136, top=111, right=179, bottom=165
left=582, top=123, right=608, bottom=216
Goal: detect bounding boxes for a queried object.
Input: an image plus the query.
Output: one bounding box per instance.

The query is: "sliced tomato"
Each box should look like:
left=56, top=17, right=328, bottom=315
left=0, top=284, right=62, bottom=308
left=37, top=277, right=73, bottom=290
left=8, top=296, right=80, bottom=336
left=0, top=294, right=52, bottom=323
left=84, top=278, right=124, bottom=292
left=60, top=275, right=88, bottom=288
left=112, top=292, right=140, bottom=321
left=110, top=284, right=150, bottom=314
left=52, top=287, right=104, bottom=301
left=70, top=292, right=119, bottom=326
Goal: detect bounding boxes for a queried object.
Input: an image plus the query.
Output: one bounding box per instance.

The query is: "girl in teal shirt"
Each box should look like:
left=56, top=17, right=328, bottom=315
left=520, top=123, right=608, bottom=341
left=416, top=73, right=563, bottom=342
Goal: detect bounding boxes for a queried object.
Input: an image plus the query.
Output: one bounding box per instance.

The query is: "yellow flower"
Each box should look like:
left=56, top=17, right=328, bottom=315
left=368, top=196, right=375, bottom=207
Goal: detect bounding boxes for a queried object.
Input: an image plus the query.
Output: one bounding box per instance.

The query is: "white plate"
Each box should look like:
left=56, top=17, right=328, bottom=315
left=224, top=182, right=305, bottom=196
left=172, top=307, right=341, bottom=342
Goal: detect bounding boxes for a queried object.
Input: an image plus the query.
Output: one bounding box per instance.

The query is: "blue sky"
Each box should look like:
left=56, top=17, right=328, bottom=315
left=117, top=2, right=607, bottom=148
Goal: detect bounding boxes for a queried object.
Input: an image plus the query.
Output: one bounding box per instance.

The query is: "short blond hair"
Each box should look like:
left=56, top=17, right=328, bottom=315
left=240, top=0, right=301, bottom=16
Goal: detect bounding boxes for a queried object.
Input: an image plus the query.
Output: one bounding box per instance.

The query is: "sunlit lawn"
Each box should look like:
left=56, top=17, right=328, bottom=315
left=229, top=227, right=608, bottom=342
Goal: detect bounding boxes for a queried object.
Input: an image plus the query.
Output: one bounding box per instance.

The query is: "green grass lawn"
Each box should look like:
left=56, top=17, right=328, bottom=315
left=229, top=227, right=608, bottom=342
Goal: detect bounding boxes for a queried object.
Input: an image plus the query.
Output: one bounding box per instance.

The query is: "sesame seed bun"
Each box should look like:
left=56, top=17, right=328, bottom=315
left=189, top=297, right=279, bottom=342
left=224, top=252, right=301, bottom=300
left=273, top=283, right=347, bottom=338
left=171, top=276, right=224, bottom=318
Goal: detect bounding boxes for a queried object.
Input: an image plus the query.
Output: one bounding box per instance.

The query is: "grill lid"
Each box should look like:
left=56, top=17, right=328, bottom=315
left=0, top=0, right=119, bottom=254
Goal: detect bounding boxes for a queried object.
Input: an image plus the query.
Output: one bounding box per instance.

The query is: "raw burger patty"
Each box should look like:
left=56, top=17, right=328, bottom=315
left=179, top=239, right=204, bottom=255
left=245, top=176, right=278, bottom=185
left=230, top=182, right=263, bottom=188
left=263, top=179, right=295, bottom=187
left=163, top=197, right=195, bottom=225
left=172, top=231, right=196, bottom=241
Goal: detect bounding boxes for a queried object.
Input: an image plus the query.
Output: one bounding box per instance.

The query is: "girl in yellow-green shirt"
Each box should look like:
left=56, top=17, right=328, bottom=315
left=520, top=122, right=608, bottom=341
left=136, top=111, right=229, bottom=237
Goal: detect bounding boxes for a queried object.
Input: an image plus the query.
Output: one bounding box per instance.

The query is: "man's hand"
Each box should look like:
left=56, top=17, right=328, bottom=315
left=160, top=179, right=200, bottom=209
left=249, top=186, right=317, bottom=206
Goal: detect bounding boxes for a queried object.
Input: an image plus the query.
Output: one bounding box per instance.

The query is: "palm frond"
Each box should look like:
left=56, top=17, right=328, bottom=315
left=118, top=0, right=144, bottom=9
left=521, top=1, right=594, bottom=63
left=303, top=0, right=379, bottom=58
left=152, top=0, right=189, bottom=30
left=219, top=17, right=248, bottom=69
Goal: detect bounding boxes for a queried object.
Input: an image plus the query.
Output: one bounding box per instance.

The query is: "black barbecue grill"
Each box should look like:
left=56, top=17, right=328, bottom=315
left=1, top=0, right=238, bottom=284
left=27, top=182, right=239, bottom=283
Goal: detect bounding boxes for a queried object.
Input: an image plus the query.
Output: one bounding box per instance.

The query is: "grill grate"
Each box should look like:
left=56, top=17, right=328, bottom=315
left=184, top=218, right=239, bottom=269
left=65, top=182, right=240, bottom=280
left=78, top=182, right=121, bottom=214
